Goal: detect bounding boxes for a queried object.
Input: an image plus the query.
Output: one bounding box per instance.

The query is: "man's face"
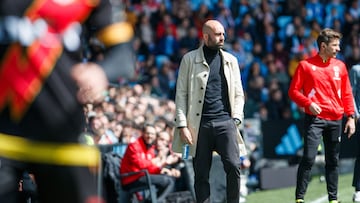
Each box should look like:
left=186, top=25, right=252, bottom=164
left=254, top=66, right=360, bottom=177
left=156, top=131, right=170, bottom=150
left=143, top=126, right=157, bottom=145
left=205, top=25, right=225, bottom=50
left=90, top=116, right=105, bottom=135
left=323, top=39, right=340, bottom=58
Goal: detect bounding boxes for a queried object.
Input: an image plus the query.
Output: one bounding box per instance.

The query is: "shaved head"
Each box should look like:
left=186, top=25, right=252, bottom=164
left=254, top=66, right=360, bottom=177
left=202, top=20, right=225, bottom=50
left=202, top=20, right=224, bottom=35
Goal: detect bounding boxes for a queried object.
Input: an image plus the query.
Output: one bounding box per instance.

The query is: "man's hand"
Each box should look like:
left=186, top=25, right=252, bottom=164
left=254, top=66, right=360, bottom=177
left=344, top=117, right=356, bottom=138
left=160, top=168, right=181, bottom=177
left=179, top=127, right=193, bottom=145
left=309, top=102, right=322, bottom=115
left=165, top=153, right=180, bottom=165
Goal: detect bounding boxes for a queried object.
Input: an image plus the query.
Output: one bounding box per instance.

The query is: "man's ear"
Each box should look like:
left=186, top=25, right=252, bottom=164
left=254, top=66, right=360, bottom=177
left=203, top=34, right=208, bottom=41
left=321, top=42, right=326, bottom=50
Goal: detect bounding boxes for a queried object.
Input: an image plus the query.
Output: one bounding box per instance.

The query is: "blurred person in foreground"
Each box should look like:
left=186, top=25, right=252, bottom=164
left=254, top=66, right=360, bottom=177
left=172, top=19, right=246, bottom=203
left=0, top=0, right=135, bottom=202
left=350, top=64, right=360, bottom=202
left=288, top=28, right=355, bottom=203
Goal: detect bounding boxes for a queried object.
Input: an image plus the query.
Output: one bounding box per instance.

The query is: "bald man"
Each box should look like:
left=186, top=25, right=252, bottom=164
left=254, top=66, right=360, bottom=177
left=172, top=19, right=246, bottom=203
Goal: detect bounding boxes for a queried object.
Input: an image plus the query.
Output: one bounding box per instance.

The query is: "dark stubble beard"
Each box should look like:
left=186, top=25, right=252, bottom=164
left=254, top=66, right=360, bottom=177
left=207, top=42, right=223, bottom=50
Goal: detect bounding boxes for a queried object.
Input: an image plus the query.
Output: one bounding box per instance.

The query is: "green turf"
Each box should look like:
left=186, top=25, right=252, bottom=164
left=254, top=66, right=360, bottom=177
left=245, top=173, right=355, bottom=203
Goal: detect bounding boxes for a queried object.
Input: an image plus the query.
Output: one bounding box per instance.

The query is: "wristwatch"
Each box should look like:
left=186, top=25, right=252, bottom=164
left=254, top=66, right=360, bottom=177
left=233, top=118, right=241, bottom=126
left=348, top=114, right=356, bottom=119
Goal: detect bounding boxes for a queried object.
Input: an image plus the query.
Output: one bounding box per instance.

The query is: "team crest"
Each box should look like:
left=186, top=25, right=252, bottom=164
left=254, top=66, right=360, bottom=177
left=333, top=66, right=340, bottom=80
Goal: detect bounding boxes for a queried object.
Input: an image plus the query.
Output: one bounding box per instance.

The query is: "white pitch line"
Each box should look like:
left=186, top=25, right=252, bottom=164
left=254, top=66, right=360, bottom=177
left=309, top=195, right=328, bottom=203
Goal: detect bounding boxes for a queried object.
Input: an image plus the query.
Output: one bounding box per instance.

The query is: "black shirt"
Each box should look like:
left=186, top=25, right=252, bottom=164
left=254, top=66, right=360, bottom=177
left=201, top=45, right=231, bottom=122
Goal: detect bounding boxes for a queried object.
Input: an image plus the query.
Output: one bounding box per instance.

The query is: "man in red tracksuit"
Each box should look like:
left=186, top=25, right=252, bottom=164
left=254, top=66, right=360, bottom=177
left=120, top=123, right=175, bottom=203
left=289, top=28, right=356, bottom=203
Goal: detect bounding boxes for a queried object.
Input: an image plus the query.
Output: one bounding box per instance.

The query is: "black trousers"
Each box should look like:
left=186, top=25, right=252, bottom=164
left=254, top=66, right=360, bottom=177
left=353, top=119, right=360, bottom=191
left=0, top=158, right=100, bottom=203
left=296, top=115, right=342, bottom=201
left=193, top=118, right=241, bottom=203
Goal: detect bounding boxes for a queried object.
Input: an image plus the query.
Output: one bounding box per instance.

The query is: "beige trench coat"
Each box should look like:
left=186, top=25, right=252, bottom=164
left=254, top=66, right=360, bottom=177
left=172, top=46, right=247, bottom=157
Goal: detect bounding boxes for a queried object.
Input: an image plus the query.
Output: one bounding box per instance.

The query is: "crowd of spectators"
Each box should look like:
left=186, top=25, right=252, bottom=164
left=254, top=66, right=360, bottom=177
left=80, top=0, right=360, bottom=200
left=106, top=0, right=360, bottom=122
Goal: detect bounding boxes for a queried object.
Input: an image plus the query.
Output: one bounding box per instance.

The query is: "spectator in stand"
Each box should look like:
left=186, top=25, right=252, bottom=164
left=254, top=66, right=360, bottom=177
left=149, top=2, right=168, bottom=28
left=110, top=121, right=123, bottom=141
left=179, top=26, right=201, bottom=53
left=155, top=13, right=177, bottom=41
left=215, top=6, right=235, bottom=31
left=265, top=88, right=289, bottom=120
left=344, top=34, right=360, bottom=68
left=154, top=116, right=170, bottom=133
left=228, top=40, right=247, bottom=71
left=324, top=5, right=344, bottom=29
left=258, top=103, right=269, bottom=121
left=254, top=0, right=275, bottom=27
left=171, top=0, right=193, bottom=26
left=230, top=0, right=251, bottom=24
left=260, top=23, right=276, bottom=54
left=346, top=45, right=360, bottom=69
left=192, top=4, right=213, bottom=38
left=176, top=17, right=192, bottom=41
left=87, top=113, right=118, bottom=145
left=285, top=15, right=304, bottom=40
left=302, top=36, right=318, bottom=59
left=120, top=123, right=175, bottom=203
left=288, top=53, right=305, bottom=78
left=347, top=0, right=360, bottom=21
left=245, top=61, right=267, bottom=104
left=251, top=41, right=266, bottom=65
left=155, top=27, right=180, bottom=61
left=265, top=57, right=290, bottom=93
left=119, top=119, right=137, bottom=144
left=309, top=19, right=322, bottom=40
left=283, top=0, right=303, bottom=16
left=286, top=24, right=308, bottom=58
left=304, top=0, right=325, bottom=26
left=157, top=61, right=177, bottom=99
left=131, top=0, right=160, bottom=18
left=223, top=26, right=237, bottom=50
left=238, top=32, right=254, bottom=65
left=236, top=13, right=257, bottom=43
left=136, top=13, right=156, bottom=53
left=243, top=93, right=261, bottom=119
left=324, top=0, right=345, bottom=26
left=155, top=130, right=194, bottom=192
left=106, top=85, right=118, bottom=103
left=155, top=131, right=182, bottom=179
left=149, top=70, right=167, bottom=98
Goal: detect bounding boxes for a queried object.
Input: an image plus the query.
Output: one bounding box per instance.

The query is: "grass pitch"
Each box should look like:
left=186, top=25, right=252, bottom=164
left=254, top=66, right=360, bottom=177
left=246, top=172, right=355, bottom=203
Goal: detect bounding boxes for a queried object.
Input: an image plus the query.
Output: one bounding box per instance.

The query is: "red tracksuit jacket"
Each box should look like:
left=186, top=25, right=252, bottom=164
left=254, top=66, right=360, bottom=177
left=120, top=137, right=161, bottom=185
left=288, top=54, right=354, bottom=120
